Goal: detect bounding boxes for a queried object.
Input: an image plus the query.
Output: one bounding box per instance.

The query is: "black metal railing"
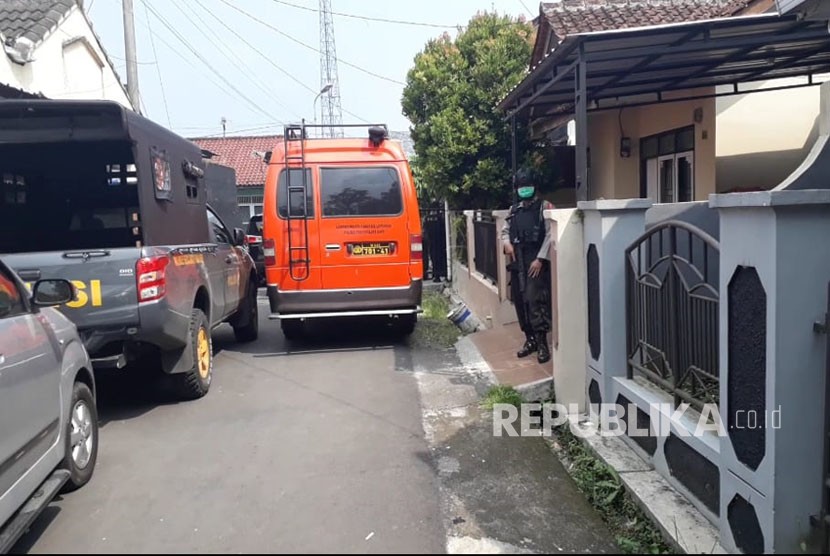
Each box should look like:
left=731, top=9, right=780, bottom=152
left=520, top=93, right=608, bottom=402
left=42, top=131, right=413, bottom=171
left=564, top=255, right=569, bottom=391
left=473, top=215, right=498, bottom=285
left=625, top=221, right=720, bottom=411
left=452, top=213, right=468, bottom=268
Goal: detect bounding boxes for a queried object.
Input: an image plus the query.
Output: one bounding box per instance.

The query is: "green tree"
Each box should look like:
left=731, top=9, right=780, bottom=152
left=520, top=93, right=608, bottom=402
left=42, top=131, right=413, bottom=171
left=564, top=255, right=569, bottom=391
left=402, top=12, right=533, bottom=209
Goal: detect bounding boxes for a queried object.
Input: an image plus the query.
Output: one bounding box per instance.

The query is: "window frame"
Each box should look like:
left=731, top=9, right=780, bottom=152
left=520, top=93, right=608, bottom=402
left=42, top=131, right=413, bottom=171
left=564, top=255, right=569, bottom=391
left=207, top=206, right=232, bottom=245
left=319, top=165, right=405, bottom=219
left=0, top=261, right=30, bottom=320
left=276, top=168, right=315, bottom=220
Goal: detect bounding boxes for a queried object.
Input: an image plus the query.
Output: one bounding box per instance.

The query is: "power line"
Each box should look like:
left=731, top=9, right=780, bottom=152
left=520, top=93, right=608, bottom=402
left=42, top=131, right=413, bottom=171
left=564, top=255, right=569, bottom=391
left=141, top=0, right=277, bottom=123
left=215, top=0, right=405, bottom=87
left=188, top=0, right=314, bottom=97
left=517, top=0, right=535, bottom=17
left=192, top=123, right=286, bottom=138
left=144, top=1, right=171, bottom=128
left=173, top=0, right=300, bottom=120
left=268, top=0, right=456, bottom=29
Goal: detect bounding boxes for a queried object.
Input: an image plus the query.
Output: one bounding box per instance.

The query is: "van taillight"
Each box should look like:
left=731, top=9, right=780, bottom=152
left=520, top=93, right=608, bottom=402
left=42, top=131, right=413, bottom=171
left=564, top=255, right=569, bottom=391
left=410, top=234, right=423, bottom=261
left=136, top=256, right=170, bottom=302
left=264, top=238, right=276, bottom=266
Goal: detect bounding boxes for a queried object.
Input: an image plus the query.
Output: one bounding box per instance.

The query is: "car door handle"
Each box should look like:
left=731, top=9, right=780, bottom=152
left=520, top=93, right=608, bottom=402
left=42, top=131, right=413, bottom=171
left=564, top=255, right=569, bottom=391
left=325, top=244, right=341, bottom=251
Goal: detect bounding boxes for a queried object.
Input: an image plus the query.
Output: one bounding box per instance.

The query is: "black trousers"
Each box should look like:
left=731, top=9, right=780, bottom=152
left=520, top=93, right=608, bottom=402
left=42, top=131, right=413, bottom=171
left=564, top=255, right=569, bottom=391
left=510, top=257, right=551, bottom=336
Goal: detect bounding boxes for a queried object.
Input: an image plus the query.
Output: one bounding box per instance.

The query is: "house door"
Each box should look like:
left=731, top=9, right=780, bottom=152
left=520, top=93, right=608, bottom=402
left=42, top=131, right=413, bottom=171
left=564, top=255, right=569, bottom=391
left=648, top=152, right=694, bottom=203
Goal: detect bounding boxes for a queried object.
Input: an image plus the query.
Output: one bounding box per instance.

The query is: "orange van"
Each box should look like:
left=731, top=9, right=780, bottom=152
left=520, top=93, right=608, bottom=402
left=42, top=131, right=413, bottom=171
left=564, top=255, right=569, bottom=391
left=262, top=124, right=423, bottom=339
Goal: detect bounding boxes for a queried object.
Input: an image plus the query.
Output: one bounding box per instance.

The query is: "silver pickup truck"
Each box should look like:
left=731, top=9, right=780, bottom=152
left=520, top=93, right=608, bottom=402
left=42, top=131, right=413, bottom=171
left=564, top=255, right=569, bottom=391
left=0, top=100, right=259, bottom=400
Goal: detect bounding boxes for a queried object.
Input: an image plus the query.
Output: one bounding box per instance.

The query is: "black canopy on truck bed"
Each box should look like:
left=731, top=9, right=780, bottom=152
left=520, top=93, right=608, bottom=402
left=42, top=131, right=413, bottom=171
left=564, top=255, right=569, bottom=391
left=0, top=100, right=213, bottom=246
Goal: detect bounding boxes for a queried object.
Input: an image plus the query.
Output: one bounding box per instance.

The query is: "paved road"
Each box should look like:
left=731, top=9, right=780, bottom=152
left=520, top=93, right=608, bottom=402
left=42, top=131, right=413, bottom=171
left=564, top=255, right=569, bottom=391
left=15, top=301, right=445, bottom=554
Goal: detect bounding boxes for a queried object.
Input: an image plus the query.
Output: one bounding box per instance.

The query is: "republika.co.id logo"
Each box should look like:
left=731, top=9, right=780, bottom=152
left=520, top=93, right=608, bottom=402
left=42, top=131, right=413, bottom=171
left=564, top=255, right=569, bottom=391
left=492, top=402, right=782, bottom=438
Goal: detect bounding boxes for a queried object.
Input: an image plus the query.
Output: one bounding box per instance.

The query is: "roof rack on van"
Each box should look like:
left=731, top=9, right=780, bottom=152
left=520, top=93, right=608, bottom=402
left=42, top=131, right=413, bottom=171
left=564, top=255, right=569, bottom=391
left=284, top=122, right=389, bottom=143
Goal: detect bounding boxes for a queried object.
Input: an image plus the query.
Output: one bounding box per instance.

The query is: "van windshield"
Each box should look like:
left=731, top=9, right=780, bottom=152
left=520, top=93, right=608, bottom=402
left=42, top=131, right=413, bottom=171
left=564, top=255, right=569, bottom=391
left=320, top=167, right=403, bottom=217
left=0, top=142, right=142, bottom=254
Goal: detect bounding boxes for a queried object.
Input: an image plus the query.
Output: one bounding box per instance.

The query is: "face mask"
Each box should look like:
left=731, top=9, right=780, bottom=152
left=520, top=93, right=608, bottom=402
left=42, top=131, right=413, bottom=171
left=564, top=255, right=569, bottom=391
left=517, top=186, right=535, bottom=200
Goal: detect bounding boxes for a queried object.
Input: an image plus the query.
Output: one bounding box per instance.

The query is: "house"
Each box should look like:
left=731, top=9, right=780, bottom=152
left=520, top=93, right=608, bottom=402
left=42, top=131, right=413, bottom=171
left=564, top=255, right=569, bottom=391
left=506, top=0, right=823, bottom=205
left=450, top=3, right=830, bottom=552
left=191, top=135, right=283, bottom=220
left=0, top=0, right=133, bottom=108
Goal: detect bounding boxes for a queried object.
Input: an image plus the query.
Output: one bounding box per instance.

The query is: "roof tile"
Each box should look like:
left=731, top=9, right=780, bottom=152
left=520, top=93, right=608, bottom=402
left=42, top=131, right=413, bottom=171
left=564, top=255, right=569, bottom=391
left=192, top=135, right=282, bottom=188
left=0, top=0, right=76, bottom=45
left=541, top=0, right=753, bottom=41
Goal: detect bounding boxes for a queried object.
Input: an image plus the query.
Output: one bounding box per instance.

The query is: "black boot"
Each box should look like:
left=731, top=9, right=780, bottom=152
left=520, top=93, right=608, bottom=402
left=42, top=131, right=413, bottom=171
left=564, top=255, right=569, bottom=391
left=517, top=335, right=537, bottom=358
left=536, top=333, right=551, bottom=364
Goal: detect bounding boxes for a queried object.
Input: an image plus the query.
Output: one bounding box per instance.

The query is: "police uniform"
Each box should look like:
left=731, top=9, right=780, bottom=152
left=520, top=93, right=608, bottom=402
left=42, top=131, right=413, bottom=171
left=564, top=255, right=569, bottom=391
left=501, top=196, right=553, bottom=363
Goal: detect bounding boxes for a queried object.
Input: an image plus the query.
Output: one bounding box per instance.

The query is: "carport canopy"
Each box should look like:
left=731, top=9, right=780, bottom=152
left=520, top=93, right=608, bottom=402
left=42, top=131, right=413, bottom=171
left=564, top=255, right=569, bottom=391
left=498, top=13, right=830, bottom=201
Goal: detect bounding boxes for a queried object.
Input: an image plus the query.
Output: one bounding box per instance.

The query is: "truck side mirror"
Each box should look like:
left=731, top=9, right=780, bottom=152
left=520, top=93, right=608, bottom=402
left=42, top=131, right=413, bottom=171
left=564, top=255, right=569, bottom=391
left=233, top=228, right=246, bottom=247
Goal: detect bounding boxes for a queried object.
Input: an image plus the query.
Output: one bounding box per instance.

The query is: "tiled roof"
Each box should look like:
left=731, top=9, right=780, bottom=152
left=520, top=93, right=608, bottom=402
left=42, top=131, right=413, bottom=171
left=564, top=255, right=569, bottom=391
left=541, top=0, right=755, bottom=40
left=192, top=135, right=282, bottom=188
left=0, top=0, right=76, bottom=46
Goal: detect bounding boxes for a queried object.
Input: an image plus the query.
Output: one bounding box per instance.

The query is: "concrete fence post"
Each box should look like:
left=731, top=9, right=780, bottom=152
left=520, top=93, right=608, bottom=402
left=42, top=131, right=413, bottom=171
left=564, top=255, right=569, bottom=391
left=578, top=199, right=652, bottom=409
left=546, top=208, right=587, bottom=413
left=493, top=209, right=510, bottom=302
left=711, top=189, right=830, bottom=554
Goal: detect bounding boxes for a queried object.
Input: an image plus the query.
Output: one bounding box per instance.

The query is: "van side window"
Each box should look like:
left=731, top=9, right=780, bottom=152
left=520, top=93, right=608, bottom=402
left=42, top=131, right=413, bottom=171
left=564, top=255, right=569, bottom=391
left=278, top=169, right=314, bottom=218
left=207, top=208, right=231, bottom=244
left=320, top=167, right=403, bottom=217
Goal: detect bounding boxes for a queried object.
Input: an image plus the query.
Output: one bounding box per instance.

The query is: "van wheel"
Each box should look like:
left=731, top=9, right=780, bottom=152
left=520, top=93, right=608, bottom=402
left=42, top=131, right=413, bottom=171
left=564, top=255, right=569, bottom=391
left=177, top=309, right=212, bottom=400
left=233, top=281, right=259, bottom=343
left=397, top=314, right=417, bottom=336
left=281, top=319, right=304, bottom=341
left=60, top=381, right=99, bottom=493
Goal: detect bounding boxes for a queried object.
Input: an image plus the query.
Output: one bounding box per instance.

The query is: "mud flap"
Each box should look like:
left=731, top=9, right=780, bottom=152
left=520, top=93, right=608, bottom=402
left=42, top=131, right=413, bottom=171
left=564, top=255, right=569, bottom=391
left=161, top=338, right=193, bottom=375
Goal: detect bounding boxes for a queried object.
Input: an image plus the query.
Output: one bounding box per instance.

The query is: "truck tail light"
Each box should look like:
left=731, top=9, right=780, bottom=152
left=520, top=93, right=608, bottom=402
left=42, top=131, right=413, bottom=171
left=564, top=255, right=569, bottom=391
left=246, top=235, right=262, bottom=245
left=410, top=234, right=423, bottom=261
left=263, top=238, right=276, bottom=266
left=136, top=255, right=170, bottom=303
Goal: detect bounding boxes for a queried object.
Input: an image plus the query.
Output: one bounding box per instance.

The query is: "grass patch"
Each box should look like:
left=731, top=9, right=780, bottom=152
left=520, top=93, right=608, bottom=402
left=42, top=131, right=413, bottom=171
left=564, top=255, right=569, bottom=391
left=547, top=392, right=674, bottom=554
left=481, top=385, right=524, bottom=409
left=412, top=291, right=460, bottom=349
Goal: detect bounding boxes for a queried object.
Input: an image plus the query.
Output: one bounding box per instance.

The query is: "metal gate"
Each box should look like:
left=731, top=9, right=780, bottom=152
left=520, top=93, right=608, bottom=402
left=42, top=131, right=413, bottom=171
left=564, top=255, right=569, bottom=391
left=625, top=221, right=720, bottom=411
left=421, top=204, right=448, bottom=282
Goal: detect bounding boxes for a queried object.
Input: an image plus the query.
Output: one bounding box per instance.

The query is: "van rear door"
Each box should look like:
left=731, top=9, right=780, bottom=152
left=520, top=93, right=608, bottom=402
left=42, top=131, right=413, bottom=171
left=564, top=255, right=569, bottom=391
left=317, top=166, right=412, bottom=289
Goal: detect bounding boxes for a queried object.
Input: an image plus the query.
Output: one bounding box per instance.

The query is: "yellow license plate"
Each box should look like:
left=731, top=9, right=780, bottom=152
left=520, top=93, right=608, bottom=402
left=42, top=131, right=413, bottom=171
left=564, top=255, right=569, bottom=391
left=350, top=243, right=394, bottom=256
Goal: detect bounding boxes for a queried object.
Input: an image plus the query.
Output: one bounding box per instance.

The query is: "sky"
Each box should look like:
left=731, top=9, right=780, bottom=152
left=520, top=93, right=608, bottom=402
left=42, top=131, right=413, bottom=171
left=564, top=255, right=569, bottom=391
left=86, top=0, right=536, bottom=138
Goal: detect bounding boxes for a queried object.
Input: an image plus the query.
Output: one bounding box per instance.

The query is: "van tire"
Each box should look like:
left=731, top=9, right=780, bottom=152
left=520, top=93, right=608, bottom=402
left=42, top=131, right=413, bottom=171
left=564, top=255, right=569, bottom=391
left=281, top=319, right=304, bottom=341
left=60, top=381, right=99, bottom=493
left=233, top=281, right=259, bottom=343
left=177, top=309, right=212, bottom=400
left=397, top=314, right=417, bottom=336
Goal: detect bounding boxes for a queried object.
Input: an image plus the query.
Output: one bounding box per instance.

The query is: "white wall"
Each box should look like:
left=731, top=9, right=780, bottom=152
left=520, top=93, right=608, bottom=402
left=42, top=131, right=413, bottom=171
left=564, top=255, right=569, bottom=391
left=716, top=78, right=825, bottom=192
left=0, top=7, right=132, bottom=108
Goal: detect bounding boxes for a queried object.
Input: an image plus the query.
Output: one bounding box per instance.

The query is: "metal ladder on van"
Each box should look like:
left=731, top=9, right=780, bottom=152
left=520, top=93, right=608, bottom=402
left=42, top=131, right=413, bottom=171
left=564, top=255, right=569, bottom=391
left=283, top=122, right=311, bottom=282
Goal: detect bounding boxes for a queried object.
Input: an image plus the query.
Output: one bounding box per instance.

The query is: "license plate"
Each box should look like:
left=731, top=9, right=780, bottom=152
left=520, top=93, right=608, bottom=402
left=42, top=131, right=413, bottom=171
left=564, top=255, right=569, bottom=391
left=348, top=242, right=395, bottom=256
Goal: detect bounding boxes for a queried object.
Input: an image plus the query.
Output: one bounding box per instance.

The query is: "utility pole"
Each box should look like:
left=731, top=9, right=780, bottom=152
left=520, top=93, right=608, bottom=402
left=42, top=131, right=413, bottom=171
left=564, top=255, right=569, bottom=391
left=221, top=117, right=227, bottom=138
left=122, top=0, right=141, bottom=111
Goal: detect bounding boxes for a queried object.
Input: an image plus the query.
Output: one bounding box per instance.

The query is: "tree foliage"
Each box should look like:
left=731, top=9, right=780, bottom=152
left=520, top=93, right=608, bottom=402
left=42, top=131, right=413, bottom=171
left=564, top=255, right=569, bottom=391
left=402, top=12, right=533, bottom=209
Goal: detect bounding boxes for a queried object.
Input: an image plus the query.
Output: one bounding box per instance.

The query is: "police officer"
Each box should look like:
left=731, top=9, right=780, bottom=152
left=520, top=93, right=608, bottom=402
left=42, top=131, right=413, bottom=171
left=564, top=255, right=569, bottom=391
left=500, top=168, right=554, bottom=364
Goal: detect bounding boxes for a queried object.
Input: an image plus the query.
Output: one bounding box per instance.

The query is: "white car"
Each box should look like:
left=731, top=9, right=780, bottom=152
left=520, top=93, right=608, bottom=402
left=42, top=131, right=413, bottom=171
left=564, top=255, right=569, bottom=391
left=0, top=260, right=98, bottom=553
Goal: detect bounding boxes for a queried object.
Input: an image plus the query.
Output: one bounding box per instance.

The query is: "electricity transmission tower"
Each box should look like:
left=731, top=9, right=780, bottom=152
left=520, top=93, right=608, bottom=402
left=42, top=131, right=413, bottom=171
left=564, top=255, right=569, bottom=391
left=319, top=0, right=343, bottom=138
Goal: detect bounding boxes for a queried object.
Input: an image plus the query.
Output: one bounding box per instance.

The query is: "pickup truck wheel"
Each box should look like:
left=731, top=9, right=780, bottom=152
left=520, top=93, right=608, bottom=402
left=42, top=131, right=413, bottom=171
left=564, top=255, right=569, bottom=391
left=280, top=319, right=304, bottom=341
left=60, top=382, right=98, bottom=493
left=177, top=309, right=212, bottom=400
left=233, top=282, right=259, bottom=343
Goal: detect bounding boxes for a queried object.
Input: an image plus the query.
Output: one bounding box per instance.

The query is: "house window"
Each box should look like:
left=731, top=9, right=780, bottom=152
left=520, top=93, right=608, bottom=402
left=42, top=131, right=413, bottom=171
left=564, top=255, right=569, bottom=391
left=238, top=194, right=264, bottom=219
left=641, top=127, right=695, bottom=203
